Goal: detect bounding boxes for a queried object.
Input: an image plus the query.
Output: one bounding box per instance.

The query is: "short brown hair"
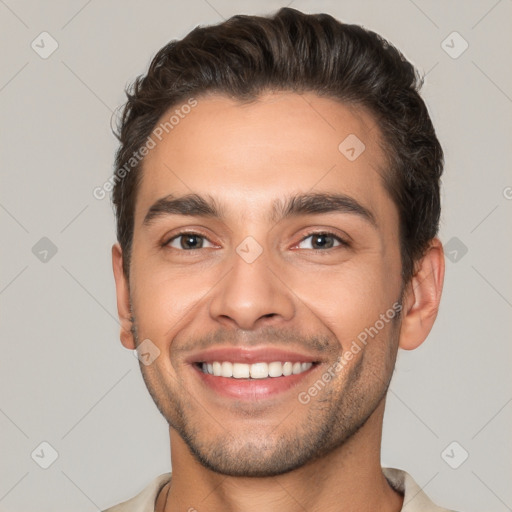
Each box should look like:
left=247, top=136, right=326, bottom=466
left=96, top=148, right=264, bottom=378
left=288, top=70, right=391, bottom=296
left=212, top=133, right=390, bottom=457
left=112, top=7, right=444, bottom=281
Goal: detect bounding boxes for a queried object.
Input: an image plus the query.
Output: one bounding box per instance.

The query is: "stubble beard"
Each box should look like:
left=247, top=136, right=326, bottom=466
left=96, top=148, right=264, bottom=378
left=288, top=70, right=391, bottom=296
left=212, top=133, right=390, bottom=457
left=130, top=312, right=400, bottom=477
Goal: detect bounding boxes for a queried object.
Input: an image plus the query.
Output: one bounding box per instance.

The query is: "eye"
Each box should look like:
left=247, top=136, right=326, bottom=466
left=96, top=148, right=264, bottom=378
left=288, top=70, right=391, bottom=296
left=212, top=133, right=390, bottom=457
left=296, top=232, right=347, bottom=250
left=166, top=232, right=216, bottom=250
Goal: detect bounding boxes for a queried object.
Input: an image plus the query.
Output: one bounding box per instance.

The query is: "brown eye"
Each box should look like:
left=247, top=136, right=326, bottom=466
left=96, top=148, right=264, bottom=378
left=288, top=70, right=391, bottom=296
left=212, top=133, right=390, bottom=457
left=167, top=233, right=214, bottom=250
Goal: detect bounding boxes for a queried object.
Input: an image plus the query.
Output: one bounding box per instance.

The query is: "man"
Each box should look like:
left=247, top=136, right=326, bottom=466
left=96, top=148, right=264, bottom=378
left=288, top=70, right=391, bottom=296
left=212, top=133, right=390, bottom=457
left=106, top=7, right=453, bottom=512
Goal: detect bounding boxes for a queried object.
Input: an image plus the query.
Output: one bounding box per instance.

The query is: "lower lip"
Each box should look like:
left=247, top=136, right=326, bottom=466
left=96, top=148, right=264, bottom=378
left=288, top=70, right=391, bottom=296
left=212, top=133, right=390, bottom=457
left=193, top=364, right=317, bottom=400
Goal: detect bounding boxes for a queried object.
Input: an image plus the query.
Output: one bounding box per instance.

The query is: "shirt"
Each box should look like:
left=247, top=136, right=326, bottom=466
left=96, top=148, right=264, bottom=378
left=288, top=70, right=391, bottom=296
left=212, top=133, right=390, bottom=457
left=102, top=467, right=457, bottom=512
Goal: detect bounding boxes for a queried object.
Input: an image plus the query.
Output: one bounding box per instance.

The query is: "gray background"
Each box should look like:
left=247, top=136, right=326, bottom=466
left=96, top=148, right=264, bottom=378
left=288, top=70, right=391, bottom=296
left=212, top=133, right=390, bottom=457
left=1, top=0, right=511, bottom=511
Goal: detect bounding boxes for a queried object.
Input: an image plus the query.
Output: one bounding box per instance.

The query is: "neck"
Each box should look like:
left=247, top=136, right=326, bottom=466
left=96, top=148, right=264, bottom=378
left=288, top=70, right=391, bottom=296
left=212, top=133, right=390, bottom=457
left=159, top=400, right=402, bottom=512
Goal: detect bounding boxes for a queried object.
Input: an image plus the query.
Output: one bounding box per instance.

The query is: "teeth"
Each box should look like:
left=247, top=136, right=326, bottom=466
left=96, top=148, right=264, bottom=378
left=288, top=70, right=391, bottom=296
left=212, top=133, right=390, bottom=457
left=250, top=362, right=268, bottom=379
left=213, top=361, right=222, bottom=376
left=201, top=361, right=313, bottom=379
left=268, top=361, right=283, bottom=377
left=233, top=362, right=250, bottom=378
left=221, top=361, right=233, bottom=378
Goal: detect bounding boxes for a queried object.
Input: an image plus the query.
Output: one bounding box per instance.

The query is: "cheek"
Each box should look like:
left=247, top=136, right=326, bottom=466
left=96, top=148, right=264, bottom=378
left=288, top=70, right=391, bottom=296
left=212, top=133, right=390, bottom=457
left=284, top=260, right=400, bottom=344
left=130, top=258, right=218, bottom=339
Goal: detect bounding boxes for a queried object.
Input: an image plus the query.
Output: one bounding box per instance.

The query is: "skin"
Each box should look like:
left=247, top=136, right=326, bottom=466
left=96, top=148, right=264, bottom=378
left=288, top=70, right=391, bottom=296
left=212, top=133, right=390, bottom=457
left=112, top=91, right=445, bottom=512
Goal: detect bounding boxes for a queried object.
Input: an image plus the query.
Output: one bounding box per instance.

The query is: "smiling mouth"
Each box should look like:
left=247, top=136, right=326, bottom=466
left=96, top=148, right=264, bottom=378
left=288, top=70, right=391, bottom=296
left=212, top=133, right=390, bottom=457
left=196, top=361, right=315, bottom=379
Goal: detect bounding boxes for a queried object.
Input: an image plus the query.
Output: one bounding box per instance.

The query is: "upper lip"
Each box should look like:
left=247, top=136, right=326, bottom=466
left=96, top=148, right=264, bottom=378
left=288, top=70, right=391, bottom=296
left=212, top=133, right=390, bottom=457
left=185, top=346, right=321, bottom=365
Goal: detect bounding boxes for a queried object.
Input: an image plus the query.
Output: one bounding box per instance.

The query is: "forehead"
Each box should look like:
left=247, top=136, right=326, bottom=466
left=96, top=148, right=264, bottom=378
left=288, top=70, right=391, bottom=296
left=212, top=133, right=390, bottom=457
left=136, top=91, right=393, bottom=223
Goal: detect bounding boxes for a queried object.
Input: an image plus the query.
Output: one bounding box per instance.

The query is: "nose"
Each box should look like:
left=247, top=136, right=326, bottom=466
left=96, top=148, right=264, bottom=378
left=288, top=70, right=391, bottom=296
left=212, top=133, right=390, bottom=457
left=208, top=246, right=295, bottom=331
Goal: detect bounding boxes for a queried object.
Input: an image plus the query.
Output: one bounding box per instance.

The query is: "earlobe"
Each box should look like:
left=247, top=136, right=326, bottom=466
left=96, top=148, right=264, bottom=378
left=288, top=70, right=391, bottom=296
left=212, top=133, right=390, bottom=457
left=112, top=243, right=136, bottom=350
left=398, top=238, right=445, bottom=351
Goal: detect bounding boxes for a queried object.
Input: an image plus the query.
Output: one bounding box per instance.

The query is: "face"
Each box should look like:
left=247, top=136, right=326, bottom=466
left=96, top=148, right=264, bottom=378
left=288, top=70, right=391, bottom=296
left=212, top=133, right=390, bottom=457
left=119, top=92, right=405, bottom=476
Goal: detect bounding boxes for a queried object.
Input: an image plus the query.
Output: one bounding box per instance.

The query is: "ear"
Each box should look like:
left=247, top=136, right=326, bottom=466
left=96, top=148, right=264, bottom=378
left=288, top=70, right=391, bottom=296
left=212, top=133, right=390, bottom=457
left=398, top=238, right=445, bottom=351
left=112, top=243, right=135, bottom=350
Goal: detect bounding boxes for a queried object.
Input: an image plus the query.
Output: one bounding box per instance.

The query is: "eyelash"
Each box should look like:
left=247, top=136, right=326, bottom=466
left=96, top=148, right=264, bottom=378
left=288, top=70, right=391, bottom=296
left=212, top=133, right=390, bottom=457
left=162, top=230, right=350, bottom=251
left=162, top=230, right=215, bottom=250
left=296, top=230, right=350, bottom=251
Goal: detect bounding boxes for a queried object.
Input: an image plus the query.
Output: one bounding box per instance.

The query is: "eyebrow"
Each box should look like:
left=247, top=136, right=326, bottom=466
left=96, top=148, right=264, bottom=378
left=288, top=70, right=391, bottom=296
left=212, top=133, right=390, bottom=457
left=143, top=193, right=222, bottom=226
left=271, top=192, right=377, bottom=227
left=142, top=192, right=376, bottom=228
